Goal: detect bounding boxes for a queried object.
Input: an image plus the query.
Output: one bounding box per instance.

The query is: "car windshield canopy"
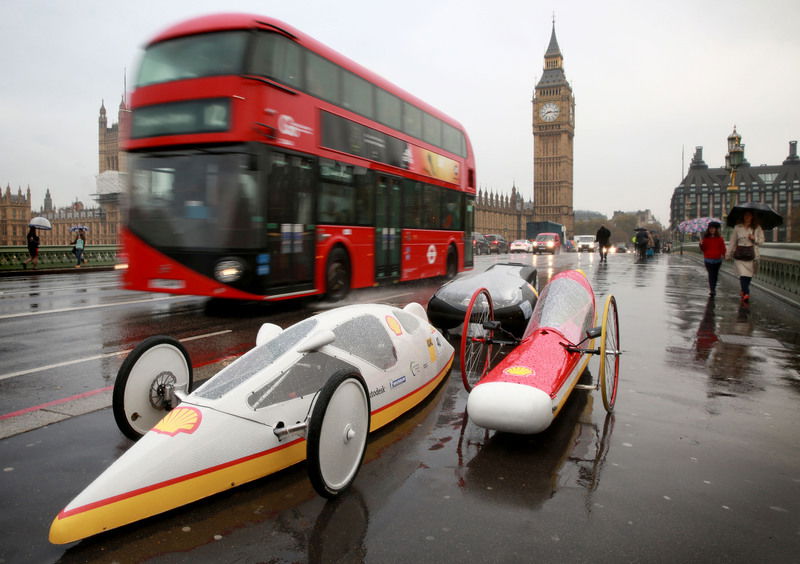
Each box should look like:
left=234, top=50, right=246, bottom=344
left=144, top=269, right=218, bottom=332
left=524, top=272, right=594, bottom=344
left=536, top=234, right=555, bottom=241
left=194, top=318, right=318, bottom=400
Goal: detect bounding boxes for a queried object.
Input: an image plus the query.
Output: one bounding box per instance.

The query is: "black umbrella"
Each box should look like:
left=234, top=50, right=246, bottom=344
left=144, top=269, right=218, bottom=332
left=726, top=202, right=783, bottom=230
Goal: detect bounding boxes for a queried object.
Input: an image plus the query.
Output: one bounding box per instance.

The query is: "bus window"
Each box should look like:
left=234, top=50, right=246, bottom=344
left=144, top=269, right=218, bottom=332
left=376, top=88, right=402, bottom=130
left=442, top=123, right=462, bottom=156
left=422, top=185, right=441, bottom=229
left=441, top=189, right=461, bottom=230
left=403, top=181, right=423, bottom=228
left=403, top=102, right=422, bottom=139
left=423, top=113, right=442, bottom=149
left=249, top=32, right=302, bottom=89
left=306, top=51, right=340, bottom=104
left=354, top=170, right=374, bottom=226
left=136, top=31, right=249, bottom=87
left=342, top=70, right=374, bottom=119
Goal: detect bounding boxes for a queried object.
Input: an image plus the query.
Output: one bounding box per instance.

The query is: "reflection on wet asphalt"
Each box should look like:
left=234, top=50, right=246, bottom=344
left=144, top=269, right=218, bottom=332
left=2, top=253, right=799, bottom=563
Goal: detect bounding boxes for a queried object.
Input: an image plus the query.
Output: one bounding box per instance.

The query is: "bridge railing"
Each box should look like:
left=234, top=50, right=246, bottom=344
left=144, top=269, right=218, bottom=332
left=0, top=245, right=120, bottom=271
left=680, top=242, right=800, bottom=304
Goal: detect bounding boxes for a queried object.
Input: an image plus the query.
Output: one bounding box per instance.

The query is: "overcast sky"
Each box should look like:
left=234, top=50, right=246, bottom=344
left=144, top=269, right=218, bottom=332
left=2, top=0, right=798, bottom=224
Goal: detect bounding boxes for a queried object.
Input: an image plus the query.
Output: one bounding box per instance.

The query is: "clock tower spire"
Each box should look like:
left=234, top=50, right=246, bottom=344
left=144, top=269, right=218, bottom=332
left=532, top=21, right=575, bottom=235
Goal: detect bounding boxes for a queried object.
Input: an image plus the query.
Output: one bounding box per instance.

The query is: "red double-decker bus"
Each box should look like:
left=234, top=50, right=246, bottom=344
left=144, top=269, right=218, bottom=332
left=122, top=13, right=476, bottom=301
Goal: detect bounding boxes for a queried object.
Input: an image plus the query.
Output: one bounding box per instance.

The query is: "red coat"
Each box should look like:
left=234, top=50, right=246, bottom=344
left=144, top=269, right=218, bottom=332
left=699, top=236, right=726, bottom=260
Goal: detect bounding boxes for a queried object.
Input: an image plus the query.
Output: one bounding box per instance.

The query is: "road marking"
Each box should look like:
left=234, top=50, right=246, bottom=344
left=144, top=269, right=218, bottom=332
left=0, top=294, right=194, bottom=320
left=0, top=281, right=114, bottom=297
left=0, top=386, right=113, bottom=420
left=0, top=329, right=232, bottom=382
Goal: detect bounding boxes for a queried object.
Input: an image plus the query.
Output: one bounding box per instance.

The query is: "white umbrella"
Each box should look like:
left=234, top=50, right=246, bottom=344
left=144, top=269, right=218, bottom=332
left=29, top=217, right=52, bottom=230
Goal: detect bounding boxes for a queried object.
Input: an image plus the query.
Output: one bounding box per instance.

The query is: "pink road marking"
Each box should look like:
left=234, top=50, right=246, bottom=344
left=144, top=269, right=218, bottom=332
left=0, top=354, right=242, bottom=421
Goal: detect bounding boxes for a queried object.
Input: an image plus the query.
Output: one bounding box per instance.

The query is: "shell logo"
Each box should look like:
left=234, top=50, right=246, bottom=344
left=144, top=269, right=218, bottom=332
left=503, top=365, right=533, bottom=377
left=152, top=407, right=202, bottom=437
left=385, top=315, right=403, bottom=336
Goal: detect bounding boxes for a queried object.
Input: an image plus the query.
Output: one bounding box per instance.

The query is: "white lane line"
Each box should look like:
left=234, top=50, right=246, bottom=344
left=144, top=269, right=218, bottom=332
left=0, top=294, right=195, bottom=320
left=0, top=329, right=232, bottom=382
left=0, top=282, right=113, bottom=297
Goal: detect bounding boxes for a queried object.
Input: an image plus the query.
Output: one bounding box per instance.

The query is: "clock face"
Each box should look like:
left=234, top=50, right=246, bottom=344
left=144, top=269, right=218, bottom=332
left=540, top=102, right=560, bottom=122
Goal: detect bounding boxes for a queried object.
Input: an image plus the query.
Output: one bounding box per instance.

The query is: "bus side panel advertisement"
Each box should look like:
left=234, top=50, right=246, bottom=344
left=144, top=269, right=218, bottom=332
left=321, top=111, right=459, bottom=184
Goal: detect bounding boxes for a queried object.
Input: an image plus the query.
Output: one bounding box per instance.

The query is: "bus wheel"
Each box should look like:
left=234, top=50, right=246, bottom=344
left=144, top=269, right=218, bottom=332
left=445, top=247, right=457, bottom=280
left=326, top=247, right=350, bottom=301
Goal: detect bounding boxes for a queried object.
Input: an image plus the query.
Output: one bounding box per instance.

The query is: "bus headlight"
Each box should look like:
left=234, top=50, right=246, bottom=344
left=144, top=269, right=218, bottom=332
left=215, top=258, right=245, bottom=283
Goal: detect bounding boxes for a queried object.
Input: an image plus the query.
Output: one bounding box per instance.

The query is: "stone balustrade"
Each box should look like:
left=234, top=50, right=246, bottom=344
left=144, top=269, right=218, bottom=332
left=0, top=245, right=120, bottom=271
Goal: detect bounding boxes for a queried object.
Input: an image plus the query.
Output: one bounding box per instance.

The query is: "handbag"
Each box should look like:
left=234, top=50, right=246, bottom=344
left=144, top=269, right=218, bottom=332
left=733, top=244, right=755, bottom=261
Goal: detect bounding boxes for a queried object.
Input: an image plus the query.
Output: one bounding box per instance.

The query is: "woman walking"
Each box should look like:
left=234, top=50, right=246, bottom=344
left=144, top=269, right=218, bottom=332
left=726, top=211, right=764, bottom=303
left=699, top=221, right=725, bottom=296
left=22, top=226, right=40, bottom=269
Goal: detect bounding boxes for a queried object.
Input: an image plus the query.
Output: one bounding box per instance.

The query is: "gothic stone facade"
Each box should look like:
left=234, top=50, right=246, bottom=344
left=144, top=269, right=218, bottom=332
left=670, top=138, right=800, bottom=242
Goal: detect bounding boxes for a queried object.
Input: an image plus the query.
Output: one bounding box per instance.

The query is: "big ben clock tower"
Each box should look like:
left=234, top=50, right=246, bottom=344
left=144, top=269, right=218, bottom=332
left=532, top=22, right=575, bottom=235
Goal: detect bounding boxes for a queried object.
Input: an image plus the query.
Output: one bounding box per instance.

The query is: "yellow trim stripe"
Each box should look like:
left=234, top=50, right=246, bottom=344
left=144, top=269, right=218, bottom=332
left=51, top=352, right=454, bottom=544
left=370, top=353, right=453, bottom=431
left=50, top=438, right=306, bottom=544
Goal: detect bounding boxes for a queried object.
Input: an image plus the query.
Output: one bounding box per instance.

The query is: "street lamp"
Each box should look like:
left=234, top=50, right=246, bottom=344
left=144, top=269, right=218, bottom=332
left=724, top=126, right=745, bottom=222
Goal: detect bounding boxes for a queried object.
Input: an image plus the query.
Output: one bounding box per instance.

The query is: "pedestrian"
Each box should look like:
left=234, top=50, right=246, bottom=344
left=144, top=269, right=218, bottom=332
left=596, top=224, right=611, bottom=262
left=72, top=229, right=86, bottom=268
left=22, top=226, right=40, bottom=269
left=634, top=229, right=649, bottom=260
left=726, top=210, right=764, bottom=303
left=699, top=221, right=725, bottom=296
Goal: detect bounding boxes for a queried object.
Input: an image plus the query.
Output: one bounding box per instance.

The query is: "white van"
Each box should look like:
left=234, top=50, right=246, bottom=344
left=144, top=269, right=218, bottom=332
left=575, top=235, right=596, bottom=252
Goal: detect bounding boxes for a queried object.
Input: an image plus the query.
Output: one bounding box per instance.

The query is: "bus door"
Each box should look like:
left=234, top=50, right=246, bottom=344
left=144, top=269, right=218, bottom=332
left=375, top=175, right=402, bottom=281
left=263, top=151, right=315, bottom=293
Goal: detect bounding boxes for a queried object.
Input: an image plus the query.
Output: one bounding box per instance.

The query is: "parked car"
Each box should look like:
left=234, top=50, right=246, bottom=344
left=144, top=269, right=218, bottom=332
left=575, top=235, right=596, bottom=252
left=509, top=239, right=533, bottom=253
left=563, top=240, right=576, bottom=252
left=532, top=233, right=561, bottom=254
left=472, top=233, right=489, bottom=255
left=484, top=234, right=508, bottom=254
left=614, top=243, right=628, bottom=254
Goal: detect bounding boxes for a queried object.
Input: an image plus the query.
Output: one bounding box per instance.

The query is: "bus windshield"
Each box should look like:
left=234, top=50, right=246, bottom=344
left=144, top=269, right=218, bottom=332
left=128, top=147, right=264, bottom=249
left=136, top=31, right=249, bottom=87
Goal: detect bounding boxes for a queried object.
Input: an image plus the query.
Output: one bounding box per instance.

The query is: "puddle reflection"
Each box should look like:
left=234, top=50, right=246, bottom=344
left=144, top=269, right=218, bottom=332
left=455, top=373, right=615, bottom=512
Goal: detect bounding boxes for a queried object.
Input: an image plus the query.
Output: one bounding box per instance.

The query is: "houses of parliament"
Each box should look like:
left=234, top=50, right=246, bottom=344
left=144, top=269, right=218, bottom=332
left=0, top=98, right=128, bottom=247
left=1, top=24, right=576, bottom=247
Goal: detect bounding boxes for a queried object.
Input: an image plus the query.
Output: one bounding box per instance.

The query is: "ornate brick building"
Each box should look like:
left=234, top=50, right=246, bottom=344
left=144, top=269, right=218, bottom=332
left=474, top=185, right=534, bottom=242
left=0, top=99, right=126, bottom=246
left=670, top=131, right=800, bottom=242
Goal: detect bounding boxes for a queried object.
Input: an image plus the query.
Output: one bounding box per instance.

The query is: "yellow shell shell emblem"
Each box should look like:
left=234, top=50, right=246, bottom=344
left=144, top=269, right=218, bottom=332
left=385, top=315, right=403, bottom=336
left=153, top=406, right=202, bottom=437
left=427, top=338, right=437, bottom=362
left=503, top=365, right=533, bottom=377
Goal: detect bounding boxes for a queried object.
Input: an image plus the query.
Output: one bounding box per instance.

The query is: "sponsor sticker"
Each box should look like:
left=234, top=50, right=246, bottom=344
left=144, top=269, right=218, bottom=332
left=152, top=406, right=202, bottom=437
left=386, top=315, right=403, bottom=336
left=390, top=376, right=406, bottom=389
left=370, top=386, right=385, bottom=398
left=427, top=338, right=436, bottom=362
left=503, top=365, right=534, bottom=377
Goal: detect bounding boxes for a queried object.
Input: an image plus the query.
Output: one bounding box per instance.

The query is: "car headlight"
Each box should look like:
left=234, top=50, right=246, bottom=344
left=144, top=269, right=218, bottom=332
left=215, top=257, right=245, bottom=283
left=546, top=241, right=554, bottom=248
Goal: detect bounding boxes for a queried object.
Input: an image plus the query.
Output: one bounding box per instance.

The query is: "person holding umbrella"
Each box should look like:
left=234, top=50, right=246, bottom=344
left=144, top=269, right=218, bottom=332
left=22, top=226, right=40, bottom=269
left=699, top=221, right=725, bottom=296
left=726, top=209, right=764, bottom=303
left=22, top=217, right=51, bottom=269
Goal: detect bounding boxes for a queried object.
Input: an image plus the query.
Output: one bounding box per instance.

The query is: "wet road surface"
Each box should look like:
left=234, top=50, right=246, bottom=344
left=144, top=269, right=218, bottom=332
left=1, top=252, right=799, bottom=563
